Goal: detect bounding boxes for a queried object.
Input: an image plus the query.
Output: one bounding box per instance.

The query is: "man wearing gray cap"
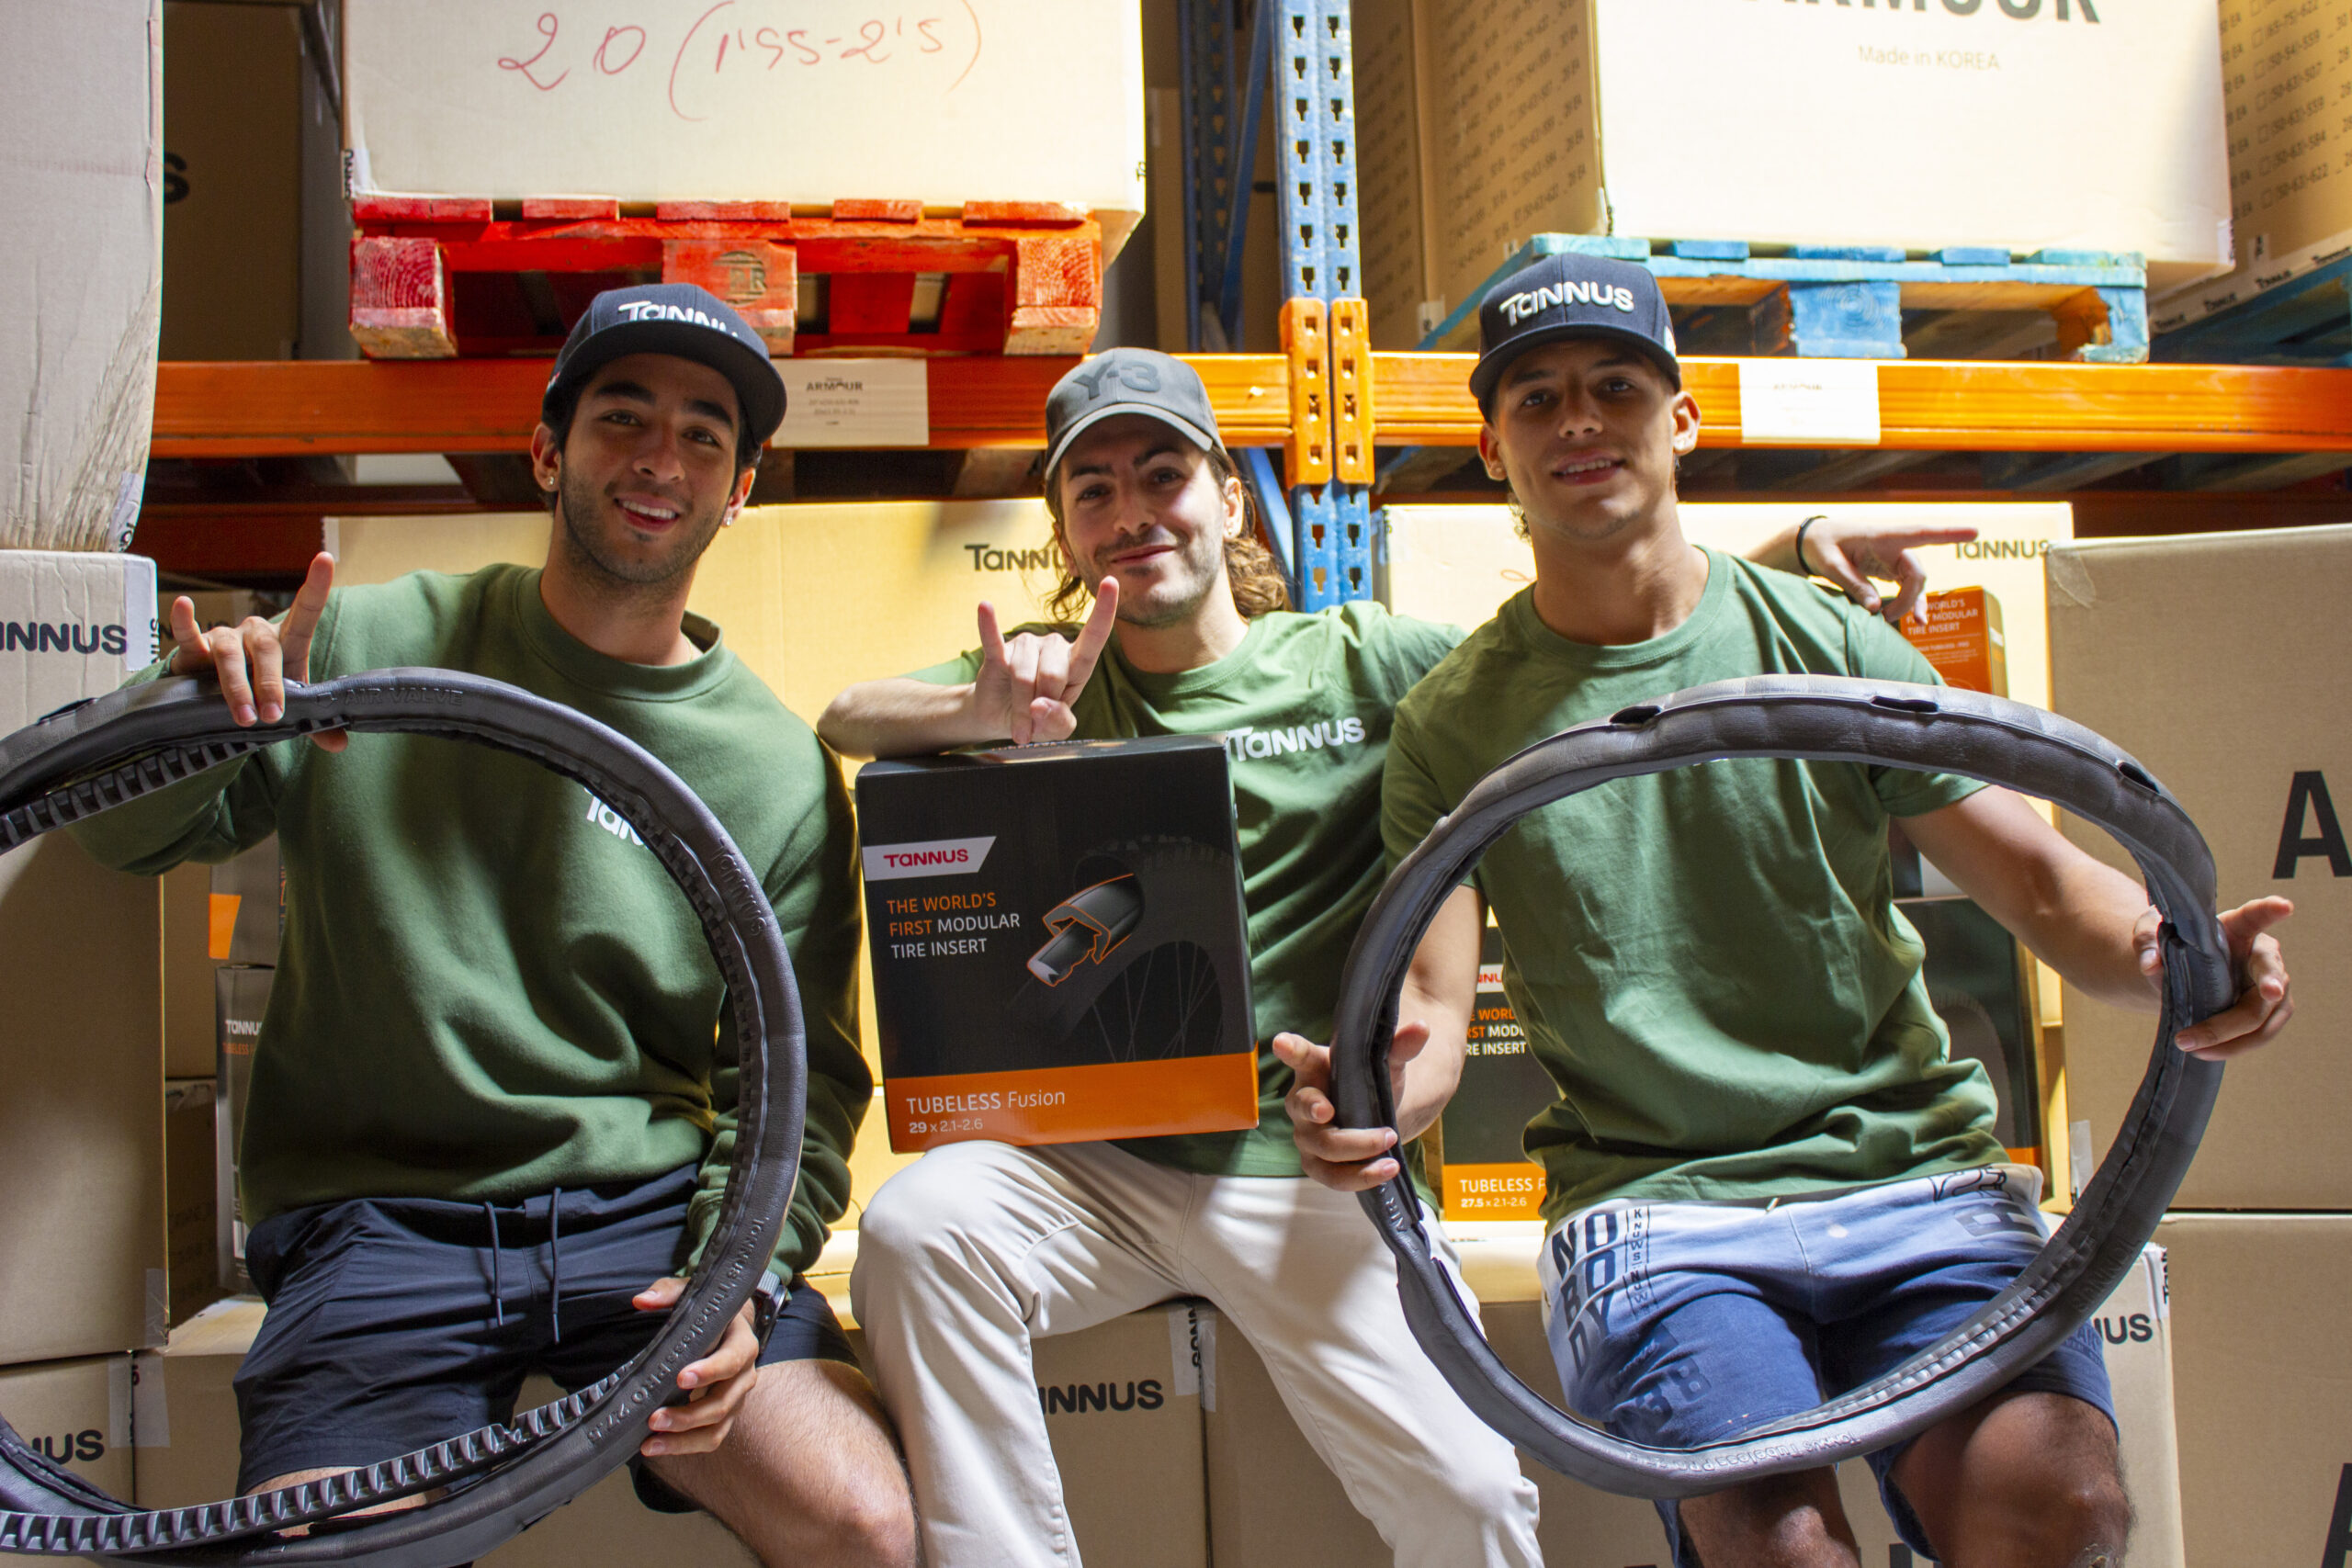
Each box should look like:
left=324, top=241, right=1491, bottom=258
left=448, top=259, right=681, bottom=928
left=1287, top=251, right=2295, bottom=1568
left=74, top=284, right=914, bottom=1566
left=821, top=344, right=1941, bottom=1566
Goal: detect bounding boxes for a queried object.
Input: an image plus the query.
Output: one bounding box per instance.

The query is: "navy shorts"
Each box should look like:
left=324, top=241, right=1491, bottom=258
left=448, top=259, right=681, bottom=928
left=234, top=1164, right=855, bottom=1510
left=1540, top=1166, right=2113, bottom=1566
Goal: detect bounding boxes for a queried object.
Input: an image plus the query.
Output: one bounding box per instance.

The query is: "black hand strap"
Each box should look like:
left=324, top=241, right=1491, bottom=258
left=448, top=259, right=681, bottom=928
left=0, top=671, right=808, bottom=1568
left=1329, top=675, right=2232, bottom=1499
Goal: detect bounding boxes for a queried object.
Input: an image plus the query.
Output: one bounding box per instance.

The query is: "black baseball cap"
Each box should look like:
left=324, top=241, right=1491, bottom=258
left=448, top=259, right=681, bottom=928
left=542, top=284, right=787, bottom=450
left=1042, top=348, right=1226, bottom=489
left=1469, top=253, right=1680, bottom=414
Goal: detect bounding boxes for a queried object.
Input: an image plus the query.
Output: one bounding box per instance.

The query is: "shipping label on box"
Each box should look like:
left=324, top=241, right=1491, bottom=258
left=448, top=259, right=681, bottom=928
left=856, top=737, right=1256, bottom=1152
left=1441, top=927, right=1551, bottom=1222
left=2051, top=527, right=2352, bottom=1208
left=0, top=1357, right=134, bottom=1502
left=214, top=965, right=270, bottom=1292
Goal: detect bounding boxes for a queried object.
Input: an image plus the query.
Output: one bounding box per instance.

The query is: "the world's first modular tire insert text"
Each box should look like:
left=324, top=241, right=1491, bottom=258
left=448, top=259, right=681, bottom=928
left=1329, top=675, right=2235, bottom=1499
left=0, top=671, right=808, bottom=1568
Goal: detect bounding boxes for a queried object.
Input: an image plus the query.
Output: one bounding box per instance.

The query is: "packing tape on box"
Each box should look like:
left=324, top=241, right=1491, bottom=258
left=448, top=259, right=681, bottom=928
left=0, top=671, right=807, bottom=1568
left=1330, top=674, right=2233, bottom=1500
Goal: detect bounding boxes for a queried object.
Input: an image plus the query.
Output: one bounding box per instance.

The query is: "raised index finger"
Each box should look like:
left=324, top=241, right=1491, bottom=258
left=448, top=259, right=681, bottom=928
left=1063, top=577, right=1122, bottom=691
left=278, top=552, right=336, bottom=683
left=977, top=601, right=1009, bottom=669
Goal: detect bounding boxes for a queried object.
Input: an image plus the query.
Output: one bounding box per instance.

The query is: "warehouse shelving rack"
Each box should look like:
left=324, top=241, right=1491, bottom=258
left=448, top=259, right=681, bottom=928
left=137, top=0, right=2352, bottom=588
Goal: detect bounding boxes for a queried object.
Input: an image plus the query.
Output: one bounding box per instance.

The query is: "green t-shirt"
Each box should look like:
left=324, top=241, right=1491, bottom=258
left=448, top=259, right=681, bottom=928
left=1384, top=548, right=1997, bottom=1223
left=71, top=565, right=868, bottom=1280
left=910, top=602, right=1463, bottom=1176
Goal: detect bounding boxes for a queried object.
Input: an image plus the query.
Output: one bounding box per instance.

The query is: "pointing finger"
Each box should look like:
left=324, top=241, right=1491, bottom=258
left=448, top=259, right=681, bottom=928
left=978, top=602, right=1009, bottom=670
left=278, top=552, right=335, bottom=684
left=1066, top=578, right=1121, bottom=691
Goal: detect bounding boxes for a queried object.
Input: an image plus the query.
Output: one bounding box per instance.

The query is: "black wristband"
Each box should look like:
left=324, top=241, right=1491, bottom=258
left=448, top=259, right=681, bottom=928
left=1794, top=514, right=1826, bottom=577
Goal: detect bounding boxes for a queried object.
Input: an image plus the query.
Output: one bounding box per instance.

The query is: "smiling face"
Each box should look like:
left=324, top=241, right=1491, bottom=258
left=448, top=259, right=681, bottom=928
left=1476, top=337, right=1700, bottom=548
left=1051, top=413, right=1245, bottom=631
left=531, top=352, right=755, bottom=592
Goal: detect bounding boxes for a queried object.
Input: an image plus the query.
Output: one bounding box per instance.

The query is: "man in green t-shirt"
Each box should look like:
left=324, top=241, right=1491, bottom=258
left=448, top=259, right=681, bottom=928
left=820, top=346, right=1963, bottom=1568
left=1285, top=254, right=2296, bottom=1568
left=71, top=287, right=912, bottom=1566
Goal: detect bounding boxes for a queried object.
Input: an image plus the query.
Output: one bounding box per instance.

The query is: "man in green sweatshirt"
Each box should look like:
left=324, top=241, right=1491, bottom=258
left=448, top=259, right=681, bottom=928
left=73, top=285, right=912, bottom=1567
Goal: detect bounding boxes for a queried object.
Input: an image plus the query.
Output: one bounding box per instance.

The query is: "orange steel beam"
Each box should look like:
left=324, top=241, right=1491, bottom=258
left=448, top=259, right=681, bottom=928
left=1373, top=355, right=2352, bottom=452
left=153, top=355, right=2352, bottom=458
left=152, top=357, right=1295, bottom=458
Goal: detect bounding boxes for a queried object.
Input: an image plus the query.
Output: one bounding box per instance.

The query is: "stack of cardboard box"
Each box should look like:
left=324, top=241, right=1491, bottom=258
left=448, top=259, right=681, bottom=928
left=0, top=550, right=167, bottom=1506
left=2052, top=525, right=2352, bottom=1562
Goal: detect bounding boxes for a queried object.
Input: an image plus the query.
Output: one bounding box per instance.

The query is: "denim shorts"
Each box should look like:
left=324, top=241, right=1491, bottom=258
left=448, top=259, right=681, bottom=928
left=236, top=1164, right=855, bottom=1512
left=1538, top=1165, right=2112, bottom=1565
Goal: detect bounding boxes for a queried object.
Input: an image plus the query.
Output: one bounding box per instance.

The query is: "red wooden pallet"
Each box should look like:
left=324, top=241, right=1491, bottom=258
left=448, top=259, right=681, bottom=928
left=349, top=197, right=1102, bottom=359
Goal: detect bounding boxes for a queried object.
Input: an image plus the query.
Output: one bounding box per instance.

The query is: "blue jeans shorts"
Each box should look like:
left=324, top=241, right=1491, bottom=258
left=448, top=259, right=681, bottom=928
left=1538, top=1165, right=2112, bottom=1566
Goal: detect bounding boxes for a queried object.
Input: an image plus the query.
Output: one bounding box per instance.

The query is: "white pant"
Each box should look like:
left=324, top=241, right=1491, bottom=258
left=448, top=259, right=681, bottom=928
left=851, top=1139, right=1542, bottom=1568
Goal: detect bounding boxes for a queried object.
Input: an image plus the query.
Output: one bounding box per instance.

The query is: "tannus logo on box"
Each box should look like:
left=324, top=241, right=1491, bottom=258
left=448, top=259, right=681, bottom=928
left=856, top=736, right=1257, bottom=1152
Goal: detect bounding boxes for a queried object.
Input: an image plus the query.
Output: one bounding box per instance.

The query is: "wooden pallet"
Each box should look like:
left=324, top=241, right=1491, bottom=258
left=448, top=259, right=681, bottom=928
left=2153, top=253, right=2352, bottom=370
left=1419, top=235, right=2150, bottom=365
left=349, top=197, right=1102, bottom=359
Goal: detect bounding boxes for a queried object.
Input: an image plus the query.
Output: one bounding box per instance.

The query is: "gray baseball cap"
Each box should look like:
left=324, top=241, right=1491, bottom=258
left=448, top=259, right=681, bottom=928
left=1042, top=349, right=1226, bottom=488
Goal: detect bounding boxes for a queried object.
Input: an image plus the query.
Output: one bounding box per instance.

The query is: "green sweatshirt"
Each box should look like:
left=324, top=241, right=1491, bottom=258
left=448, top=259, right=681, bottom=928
left=72, top=565, right=867, bottom=1280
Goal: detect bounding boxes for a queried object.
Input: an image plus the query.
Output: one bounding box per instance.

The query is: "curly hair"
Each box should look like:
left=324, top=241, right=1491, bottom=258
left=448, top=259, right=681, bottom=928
left=1041, top=445, right=1291, bottom=623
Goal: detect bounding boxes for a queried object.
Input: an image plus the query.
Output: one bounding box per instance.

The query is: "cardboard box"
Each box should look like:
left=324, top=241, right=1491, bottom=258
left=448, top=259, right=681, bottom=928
left=214, top=966, right=268, bottom=1293
left=131, top=1296, right=259, bottom=1508
left=160, top=2, right=303, bottom=360
left=2152, top=0, right=2352, bottom=330
left=0, top=551, right=167, bottom=1364
left=208, top=837, right=283, bottom=965
left=1204, top=1241, right=2181, bottom=1568
left=0, top=0, right=162, bottom=551
left=164, top=1081, right=221, bottom=1329
left=1, top=1355, right=135, bottom=1504
left=856, top=737, right=1256, bottom=1151
left=1899, top=586, right=2007, bottom=699
left=163, top=863, right=215, bottom=1078
left=1034, top=1303, right=1210, bottom=1568
left=341, top=1, right=1147, bottom=260
left=2049, top=527, right=2352, bottom=1209
left=2157, top=1213, right=2352, bottom=1565
left=1358, top=0, right=2229, bottom=344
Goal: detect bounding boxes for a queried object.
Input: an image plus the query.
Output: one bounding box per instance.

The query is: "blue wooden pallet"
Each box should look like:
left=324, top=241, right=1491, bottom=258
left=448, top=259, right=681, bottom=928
left=2152, top=253, right=2352, bottom=369
left=1417, top=234, right=2149, bottom=364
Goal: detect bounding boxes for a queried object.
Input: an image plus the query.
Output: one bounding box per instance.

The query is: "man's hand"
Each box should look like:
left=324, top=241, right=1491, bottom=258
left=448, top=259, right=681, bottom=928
left=631, top=1276, right=762, bottom=1459
left=1792, top=519, right=1980, bottom=626
left=1273, top=1023, right=1430, bottom=1191
left=168, top=550, right=346, bottom=753
left=2134, top=895, right=2294, bottom=1061
left=972, top=579, right=1119, bottom=744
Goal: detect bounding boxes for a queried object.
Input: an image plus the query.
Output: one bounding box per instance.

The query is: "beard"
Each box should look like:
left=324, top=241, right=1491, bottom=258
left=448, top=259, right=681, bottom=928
left=1081, top=526, right=1230, bottom=630
left=551, top=468, right=729, bottom=592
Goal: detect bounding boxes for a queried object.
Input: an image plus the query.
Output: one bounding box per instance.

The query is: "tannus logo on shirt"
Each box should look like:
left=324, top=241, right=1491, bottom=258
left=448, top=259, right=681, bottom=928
left=1220, top=715, right=1369, bottom=761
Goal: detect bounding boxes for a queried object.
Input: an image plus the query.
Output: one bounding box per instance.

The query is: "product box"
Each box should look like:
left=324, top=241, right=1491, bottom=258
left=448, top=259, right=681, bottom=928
left=1438, top=927, right=1553, bottom=1222
left=1357, top=0, right=2230, bottom=347
left=160, top=2, right=303, bottom=360
left=209, top=837, right=284, bottom=965
left=2050, top=527, right=2352, bottom=1209
left=214, top=966, right=271, bottom=1293
left=0, top=550, right=167, bottom=1364
left=2156, top=1213, right=2352, bottom=1565
left=341, top=1, right=1147, bottom=259
left=1899, top=586, right=2007, bottom=698
left=131, top=1296, right=260, bottom=1509
left=2151, top=0, right=2352, bottom=329
left=0, top=0, right=162, bottom=551
left=1035, top=1303, right=1210, bottom=1568
left=163, top=1081, right=222, bottom=1329
left=855, top=737, right=1256, bottom=1153
left=1204, top=1243, right=2181, bottom=1568
left=0, top=1356, right=135, bottom=1503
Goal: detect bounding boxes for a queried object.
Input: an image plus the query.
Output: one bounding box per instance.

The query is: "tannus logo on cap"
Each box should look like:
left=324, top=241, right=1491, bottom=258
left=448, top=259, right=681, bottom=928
left=1497, top=280, right=1640, bottom=325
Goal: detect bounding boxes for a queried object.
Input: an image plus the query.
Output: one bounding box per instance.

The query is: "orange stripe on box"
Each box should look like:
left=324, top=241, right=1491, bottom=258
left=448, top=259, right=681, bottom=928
left=1442, top=1162, right=1547, bottom=1222
left=207, top=893, right=241, bottom=961
left=888, top=1053, right=1260, bottom=1153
